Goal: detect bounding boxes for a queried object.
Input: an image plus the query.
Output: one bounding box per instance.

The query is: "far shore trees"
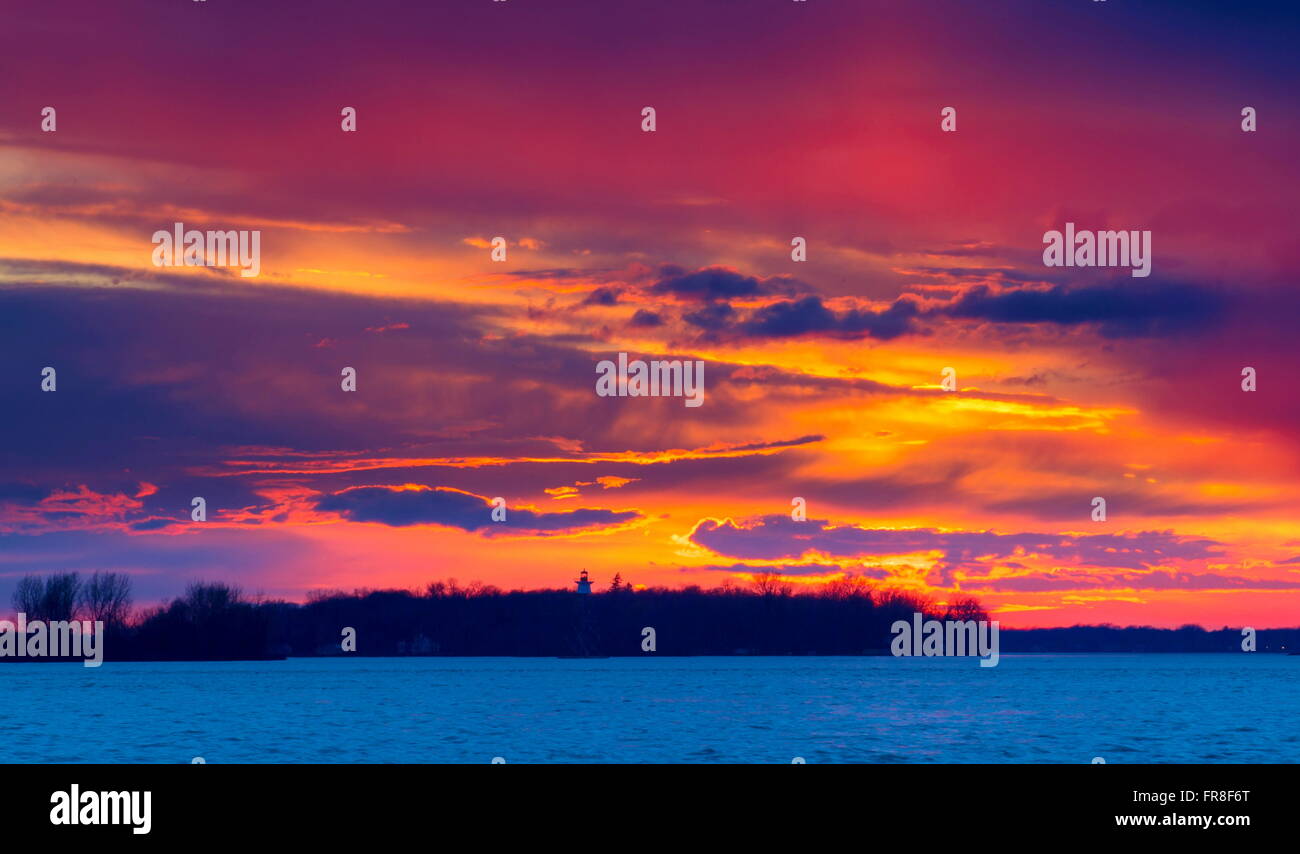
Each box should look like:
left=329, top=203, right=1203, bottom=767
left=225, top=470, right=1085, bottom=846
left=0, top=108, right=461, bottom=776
left=10, top=571, right=134, bottom=626
left=7, top=573, right=1291, bottom=660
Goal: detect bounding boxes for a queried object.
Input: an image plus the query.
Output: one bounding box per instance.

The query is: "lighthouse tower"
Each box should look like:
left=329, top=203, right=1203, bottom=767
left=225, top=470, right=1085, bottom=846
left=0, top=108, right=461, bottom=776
left=574, top=569, right=593, bottom=594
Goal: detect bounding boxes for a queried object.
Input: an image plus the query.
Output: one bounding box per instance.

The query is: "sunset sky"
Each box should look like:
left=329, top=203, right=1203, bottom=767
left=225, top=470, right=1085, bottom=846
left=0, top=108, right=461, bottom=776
left=2, top=0, right=1299, bottom=627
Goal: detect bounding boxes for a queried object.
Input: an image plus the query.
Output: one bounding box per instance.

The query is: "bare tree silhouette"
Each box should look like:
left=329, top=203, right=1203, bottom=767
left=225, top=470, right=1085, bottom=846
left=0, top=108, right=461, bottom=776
left=79, top=572, right=134, bottom=626
left=10, top=572, right=81, bottom=622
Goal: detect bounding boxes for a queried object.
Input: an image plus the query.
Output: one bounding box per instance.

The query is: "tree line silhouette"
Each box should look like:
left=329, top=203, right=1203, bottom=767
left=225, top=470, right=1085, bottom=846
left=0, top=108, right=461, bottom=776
left=5, top=571, right=1297, bottom=660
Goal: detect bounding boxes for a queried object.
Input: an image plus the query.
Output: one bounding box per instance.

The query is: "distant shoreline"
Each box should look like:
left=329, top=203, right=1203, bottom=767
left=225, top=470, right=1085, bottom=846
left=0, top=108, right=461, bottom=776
left=3, top=649, right=1295, bottom=664
left=8, top=578, right=1296, bottom=662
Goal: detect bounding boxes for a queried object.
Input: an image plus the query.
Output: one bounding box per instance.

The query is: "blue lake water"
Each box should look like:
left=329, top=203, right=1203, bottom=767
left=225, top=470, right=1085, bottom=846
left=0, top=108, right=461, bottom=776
left=1, top=654, right=1295, bottom=763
